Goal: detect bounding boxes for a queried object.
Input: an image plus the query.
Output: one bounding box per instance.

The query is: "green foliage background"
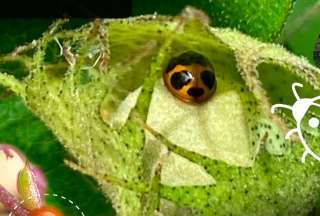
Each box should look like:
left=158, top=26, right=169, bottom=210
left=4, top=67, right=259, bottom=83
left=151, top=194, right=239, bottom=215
left=132, top=0, right=294, bottom=42
left=280, top=0, right=320, bottom=65
left=0, top=0, right=319, bottom=215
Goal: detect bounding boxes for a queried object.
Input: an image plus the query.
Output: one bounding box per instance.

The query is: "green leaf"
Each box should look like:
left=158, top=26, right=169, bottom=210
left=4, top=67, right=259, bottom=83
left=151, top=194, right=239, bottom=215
left=1, top=8, right=320, bottom=216
left=0, top=20, right=115, bottom=216
left=132, top=0, right=294, bottom=42
left=280, top=0, right=320, bottom=65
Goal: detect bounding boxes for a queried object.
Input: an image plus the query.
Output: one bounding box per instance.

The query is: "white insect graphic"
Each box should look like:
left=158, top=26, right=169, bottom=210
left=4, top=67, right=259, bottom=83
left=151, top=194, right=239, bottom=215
left=271, top=82, right=320, bottom=163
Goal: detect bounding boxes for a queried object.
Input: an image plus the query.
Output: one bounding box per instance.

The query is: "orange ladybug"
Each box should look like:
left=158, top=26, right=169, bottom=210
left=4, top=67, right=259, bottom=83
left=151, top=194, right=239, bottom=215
left=163, top=51, right=216, bottom=104
left=30, top=206, right=64, bottom=216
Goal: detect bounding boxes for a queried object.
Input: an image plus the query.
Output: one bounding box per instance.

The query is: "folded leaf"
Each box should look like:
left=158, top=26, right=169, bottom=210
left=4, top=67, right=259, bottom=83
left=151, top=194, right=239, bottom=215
left=0, top=8, right=320, bottom=216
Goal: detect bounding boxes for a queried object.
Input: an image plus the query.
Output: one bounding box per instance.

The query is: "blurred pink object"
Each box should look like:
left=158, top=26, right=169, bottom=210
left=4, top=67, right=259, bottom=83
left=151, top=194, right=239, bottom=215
left=0, top=144, right=47, bottom=214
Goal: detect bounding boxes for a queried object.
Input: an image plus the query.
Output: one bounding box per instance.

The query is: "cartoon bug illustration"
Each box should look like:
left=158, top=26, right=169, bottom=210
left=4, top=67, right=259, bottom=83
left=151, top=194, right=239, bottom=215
left=271, top=82, right=320, bottom=163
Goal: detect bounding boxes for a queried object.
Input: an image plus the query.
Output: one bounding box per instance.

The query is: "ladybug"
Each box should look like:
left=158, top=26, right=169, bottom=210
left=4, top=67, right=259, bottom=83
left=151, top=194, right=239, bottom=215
left=163, top=51, right=217, bottom=104
left=314, top=34, right=320, bottom=67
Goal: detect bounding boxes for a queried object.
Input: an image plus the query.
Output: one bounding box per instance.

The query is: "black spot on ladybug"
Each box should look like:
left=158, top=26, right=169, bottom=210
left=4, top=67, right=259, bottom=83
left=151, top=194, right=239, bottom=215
left=187, top=87, right=204, bottom=98
left=200, top=70, right=216, bottom=89
left=170, top=71, right=193, bottom=90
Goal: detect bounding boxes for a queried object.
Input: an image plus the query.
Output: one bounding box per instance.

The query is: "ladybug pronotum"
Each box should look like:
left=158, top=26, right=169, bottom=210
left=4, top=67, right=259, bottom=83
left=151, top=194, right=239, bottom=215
left=163, top=51, right=217, bottom=104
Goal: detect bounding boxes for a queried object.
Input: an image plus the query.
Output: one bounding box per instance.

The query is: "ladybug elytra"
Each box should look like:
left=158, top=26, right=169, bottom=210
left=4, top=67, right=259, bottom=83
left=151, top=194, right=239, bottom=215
left=163, top=51, right=217, bottom=104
